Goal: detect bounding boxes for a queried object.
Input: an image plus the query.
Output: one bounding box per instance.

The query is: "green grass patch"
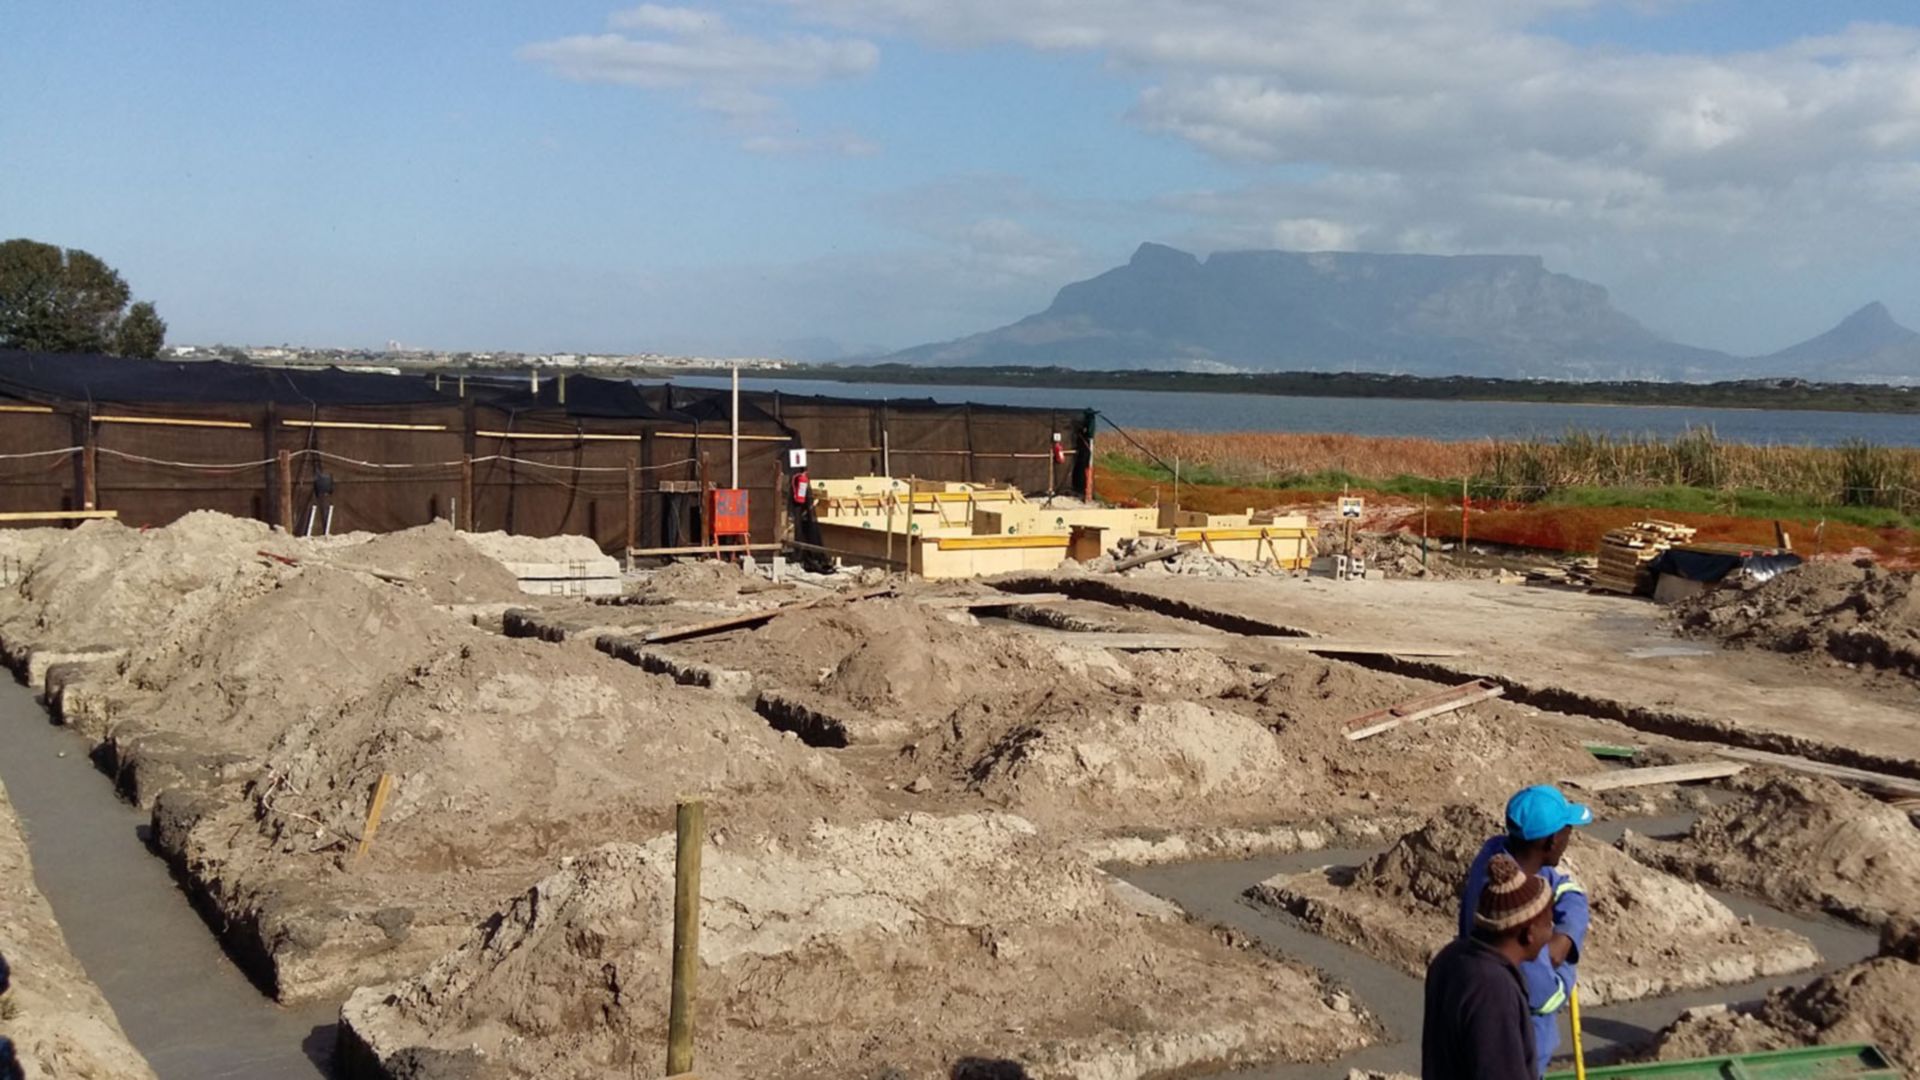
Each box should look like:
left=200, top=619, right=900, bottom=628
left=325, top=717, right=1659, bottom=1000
left=1098, top=453, right=1459, bottom=499
left=1535, top=485, right=1920, bottom=529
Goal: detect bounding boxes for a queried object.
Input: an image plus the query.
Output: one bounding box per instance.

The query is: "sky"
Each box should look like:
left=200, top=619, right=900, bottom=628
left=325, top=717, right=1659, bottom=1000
left=4, top=1, right=1919, bottom=359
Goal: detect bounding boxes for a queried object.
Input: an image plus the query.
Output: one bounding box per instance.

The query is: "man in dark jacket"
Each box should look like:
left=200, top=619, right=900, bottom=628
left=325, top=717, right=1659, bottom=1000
left=1423, top=853, right=1556, bottom=1080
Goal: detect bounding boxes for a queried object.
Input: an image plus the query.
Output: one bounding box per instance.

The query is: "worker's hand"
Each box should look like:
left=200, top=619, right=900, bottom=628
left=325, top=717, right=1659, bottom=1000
left=1547, top=931, right=1576, bottom=966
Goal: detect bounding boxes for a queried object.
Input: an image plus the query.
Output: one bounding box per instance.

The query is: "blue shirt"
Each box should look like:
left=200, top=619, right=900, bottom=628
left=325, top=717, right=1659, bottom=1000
left=1459, top=836, right=1590, bottom=1077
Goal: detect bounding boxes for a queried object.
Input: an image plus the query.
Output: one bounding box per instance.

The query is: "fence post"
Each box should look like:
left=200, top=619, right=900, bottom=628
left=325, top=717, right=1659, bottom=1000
left=1460, top=476, right=1470, bottom=548
left=81, top=434, right=98, bottom=512
left=666, top=799, right=705, bottom=1077
left=277, top=450, right=294, bottom=533
left=625, top=453, right=637, bottom=571
left=460, top=455, right=475, bottom=532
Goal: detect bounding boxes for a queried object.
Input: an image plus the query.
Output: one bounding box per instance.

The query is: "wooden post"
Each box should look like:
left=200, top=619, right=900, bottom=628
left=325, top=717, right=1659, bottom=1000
left=1460, top=476, right=1470, bottom=548
left=1422, top=497, right=1430, bottom=570
left=460, top=455, right=475, bottom=532
left=625, top=453, right=638, bottom=571
left=457, top=374, right=466, bottom=398
left=354, top=773, right=395, bottom=864
left=277, top=450, right=294, bottom=533
left=557, top=373, right=567, bottom=406
left=699, top=452, right=712, bottom=549
left=666, top=798, right=705, bottom=1077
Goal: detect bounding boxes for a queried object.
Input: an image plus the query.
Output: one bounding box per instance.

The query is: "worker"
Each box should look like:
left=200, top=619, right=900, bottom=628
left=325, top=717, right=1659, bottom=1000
left=1459, top=785, right=1593, bottom=1077
left=1424, top=852, right=1556, bottom=1080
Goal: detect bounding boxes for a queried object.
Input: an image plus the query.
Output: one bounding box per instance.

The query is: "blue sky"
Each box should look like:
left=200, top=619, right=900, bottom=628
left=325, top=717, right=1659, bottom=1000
left=4, top=1, right=1918, bottom=358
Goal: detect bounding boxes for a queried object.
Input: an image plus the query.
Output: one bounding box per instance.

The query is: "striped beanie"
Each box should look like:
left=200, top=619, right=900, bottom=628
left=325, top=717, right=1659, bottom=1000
left=1474, top=853, right=1551, bottom=932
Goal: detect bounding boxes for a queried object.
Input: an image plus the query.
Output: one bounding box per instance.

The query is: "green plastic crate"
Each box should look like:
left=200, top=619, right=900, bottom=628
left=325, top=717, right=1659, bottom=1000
left=1544, top=1043, right=1899, bottom=1079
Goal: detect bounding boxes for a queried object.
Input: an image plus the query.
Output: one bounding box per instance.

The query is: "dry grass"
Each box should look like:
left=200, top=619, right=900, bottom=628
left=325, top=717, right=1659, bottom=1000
left=1109, top=428, right=1920, bottom=509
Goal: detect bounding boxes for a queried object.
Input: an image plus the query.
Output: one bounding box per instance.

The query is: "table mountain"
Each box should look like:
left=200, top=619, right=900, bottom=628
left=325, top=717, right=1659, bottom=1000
left=887, top=243, right=1733, bottom=379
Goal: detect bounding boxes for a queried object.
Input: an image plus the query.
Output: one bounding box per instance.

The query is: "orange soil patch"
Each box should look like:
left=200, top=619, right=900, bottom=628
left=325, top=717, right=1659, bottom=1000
left=1092, top=466, right=1920, bottom=566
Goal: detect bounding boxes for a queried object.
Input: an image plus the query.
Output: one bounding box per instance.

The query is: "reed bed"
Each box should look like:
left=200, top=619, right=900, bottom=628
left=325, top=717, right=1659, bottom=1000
left=1108, top=427, right=1920, bottom=510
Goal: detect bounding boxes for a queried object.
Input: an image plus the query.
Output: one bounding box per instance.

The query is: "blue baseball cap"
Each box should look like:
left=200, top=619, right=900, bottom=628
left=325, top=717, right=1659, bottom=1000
left=1505, top=785, right=1593, bottom=841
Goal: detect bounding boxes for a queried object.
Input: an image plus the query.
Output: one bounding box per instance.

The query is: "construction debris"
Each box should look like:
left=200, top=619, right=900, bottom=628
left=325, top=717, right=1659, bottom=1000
left=1342, top=679, right=1505, bottom=741
left=1595, top=520, right=1697, bottom=595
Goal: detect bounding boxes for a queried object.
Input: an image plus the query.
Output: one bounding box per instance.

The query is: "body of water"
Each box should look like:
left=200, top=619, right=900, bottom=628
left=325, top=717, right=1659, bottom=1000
left=671, top=375, right=1920, bottom=446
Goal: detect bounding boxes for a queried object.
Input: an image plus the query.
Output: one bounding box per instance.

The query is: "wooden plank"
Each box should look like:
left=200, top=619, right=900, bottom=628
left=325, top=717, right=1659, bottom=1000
left=284, top=419, right=448, bottom=432
left=1564, top=761, right=1747, bottom=792
left=644, top=585, right=893, bottom=644
left=1345, top=680, right=1505, bottom=741
left=353, top=773, right=395, bottom=864
left=0, top=509, right=119, bottom=522
left=628, top=542, right=785, bottom=557
left=1710, top=746, right=1920, bottom=799
left=95, top=414, right=253, bottom=429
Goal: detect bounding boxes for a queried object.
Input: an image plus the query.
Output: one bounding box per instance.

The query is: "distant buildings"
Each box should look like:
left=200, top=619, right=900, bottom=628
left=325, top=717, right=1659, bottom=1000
left=160, top=343, right=792, bottom=374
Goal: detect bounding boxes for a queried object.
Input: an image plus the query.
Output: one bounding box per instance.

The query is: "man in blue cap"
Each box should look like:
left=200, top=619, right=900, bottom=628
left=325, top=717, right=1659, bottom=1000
left=1458, top=784, right=1593, bottom=1077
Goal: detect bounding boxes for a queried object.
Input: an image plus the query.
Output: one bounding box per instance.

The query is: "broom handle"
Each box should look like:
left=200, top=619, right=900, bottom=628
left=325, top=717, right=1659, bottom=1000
left=1569, top=983, right=1588, bottom=1080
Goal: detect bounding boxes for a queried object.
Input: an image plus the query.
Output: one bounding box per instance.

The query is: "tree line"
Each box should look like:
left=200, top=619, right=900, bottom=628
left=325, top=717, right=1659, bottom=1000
left=0, top=238, right=167, bottom=358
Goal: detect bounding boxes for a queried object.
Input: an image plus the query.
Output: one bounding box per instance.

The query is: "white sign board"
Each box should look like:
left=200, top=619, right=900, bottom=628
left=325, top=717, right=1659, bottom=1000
left=1338, top=496, right=1364, bottom=519
left=788, top=448, right=808, bottom=470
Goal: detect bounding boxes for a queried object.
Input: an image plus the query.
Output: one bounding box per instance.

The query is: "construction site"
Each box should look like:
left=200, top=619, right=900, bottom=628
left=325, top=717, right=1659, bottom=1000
left=1, top=353, right=1919, bottom=1079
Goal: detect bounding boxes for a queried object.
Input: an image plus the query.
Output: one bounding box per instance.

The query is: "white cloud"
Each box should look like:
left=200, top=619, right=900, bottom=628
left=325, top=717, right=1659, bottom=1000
left=741, top=132, right=882, bottom=157
left=520, top=7, right=880, bottom=154
left=780, top=1, right=1920, bottom=266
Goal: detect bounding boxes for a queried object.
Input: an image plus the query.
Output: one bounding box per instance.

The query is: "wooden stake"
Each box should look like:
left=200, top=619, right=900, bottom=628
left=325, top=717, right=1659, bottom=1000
left=277, top=450, right=294, bottom=533
left=1460, top=476, right=1470, bottom=548
left=666, top=798, right=705, bottom=1078
left=354, top=773, right=395, bottom=863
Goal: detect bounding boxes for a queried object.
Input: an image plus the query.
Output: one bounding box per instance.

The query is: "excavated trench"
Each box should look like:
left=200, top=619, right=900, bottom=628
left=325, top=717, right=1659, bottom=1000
left=1010, top=574, right=1920, bottom=780
left=0, top=679, right=334, bottom=1079
left=1123, top=814, right=1882, bottom=1079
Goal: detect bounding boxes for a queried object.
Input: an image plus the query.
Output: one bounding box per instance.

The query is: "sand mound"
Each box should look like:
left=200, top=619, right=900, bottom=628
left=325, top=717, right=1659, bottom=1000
left=0, top=512, right=275, bottom=662
left=454, top=528, right=608, bottom=566
left=636, top=558, right=781, bottom=602
left=162, top=633, right=862, bottom=1001
left=971, top=695, right=1287, bottom=811
left=322, top=520, right=526, bottom=604
left=340, top=813, right=1376, bottom=1080
left=1677, top=560, right=1920, bottom=678
left=1623, top=772, right=1920, bottom=928
left=1652, top=928, right=1920, bottom=1073
left=1255, top=806, right=1820, bottom=1003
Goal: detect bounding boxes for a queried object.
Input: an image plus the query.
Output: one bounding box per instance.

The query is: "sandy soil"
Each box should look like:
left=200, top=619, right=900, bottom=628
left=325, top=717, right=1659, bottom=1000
left=1007, top=572, right=1920, bottom=778
left=0, top=776, right=156, bottom=1080
left=1651, top=922, right=1920, bottom=1073
left=1623, top=771, right=1920, bottom=929
left=1675, top=560, right=1920, bottom=681
left=339, top=812, right=1378, bottom=1080
left=1251, top=806, right=1820, bottom=1005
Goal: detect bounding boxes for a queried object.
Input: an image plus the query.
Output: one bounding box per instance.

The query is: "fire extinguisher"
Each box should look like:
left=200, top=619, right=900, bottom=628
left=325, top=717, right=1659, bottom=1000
left=1051, top=433, right=1066, bottom=464
left=791, top=469, right=810, bottom=505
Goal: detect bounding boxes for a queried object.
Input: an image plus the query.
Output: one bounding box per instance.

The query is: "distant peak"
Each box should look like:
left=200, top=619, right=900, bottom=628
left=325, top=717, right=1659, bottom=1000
left=1129, top=242, right=1199, bottom=269
left=1841, top=301, right=1898, bottom=327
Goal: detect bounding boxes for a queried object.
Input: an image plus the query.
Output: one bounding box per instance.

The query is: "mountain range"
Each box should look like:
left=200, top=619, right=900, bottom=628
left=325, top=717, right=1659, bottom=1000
left=884, top=243, right=1920, bottom=383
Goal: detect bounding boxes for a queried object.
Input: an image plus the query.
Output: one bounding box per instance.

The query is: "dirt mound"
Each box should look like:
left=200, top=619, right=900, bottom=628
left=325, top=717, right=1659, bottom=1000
left=162, top=633, right=862, bottom=1001
left=340, top=813, right=1377, bottom=1080
left=0, top=512, right=275, bottom=661
left=674, top=596, right=1124, bottom=744
left=454, top=528, right=608, bottom=566
left=1622, top=772, right=1920, bottom=928
left=1256, top=806, right=1820, bottom=1003
left=970, top=695, right=1288, bottom=813
left=636, top=558, right=782, bottom=602
left=1652, top=930, right=1920, bottom=1073
left=1676, top=560, right=1920, bottom=678
left=322, top=520, right=526, bottom=604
